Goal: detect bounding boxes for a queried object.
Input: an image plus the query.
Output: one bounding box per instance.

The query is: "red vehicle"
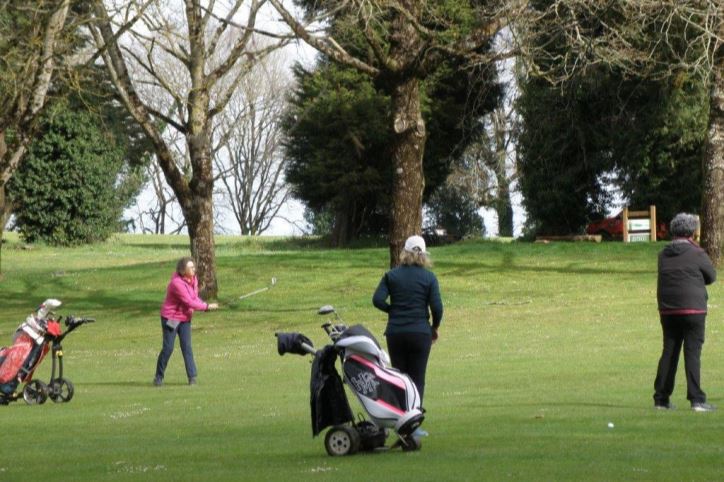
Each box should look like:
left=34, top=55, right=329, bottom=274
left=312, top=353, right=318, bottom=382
left=585, top=212, right=668, bottom=240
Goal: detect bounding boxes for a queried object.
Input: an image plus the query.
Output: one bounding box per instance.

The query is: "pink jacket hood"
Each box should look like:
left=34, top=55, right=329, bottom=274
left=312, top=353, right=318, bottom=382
left=160, top=272, right=208, bottom=322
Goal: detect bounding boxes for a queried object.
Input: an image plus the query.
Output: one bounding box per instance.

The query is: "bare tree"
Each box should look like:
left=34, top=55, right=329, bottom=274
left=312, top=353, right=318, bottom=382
left=130, top=115, right=190, bottom=235
left=449, top=105, right=518, bottom=237
left=0, top=0, right=72, bottom=277
left=89, top=0, right=287, bottom=297
left=133, top=156, right=186, bottom=234
left=268, top=0, right=530, bottom=266
left=486, top=107, right=517, bottom=237
left=213, top=53, right=289, bottom=235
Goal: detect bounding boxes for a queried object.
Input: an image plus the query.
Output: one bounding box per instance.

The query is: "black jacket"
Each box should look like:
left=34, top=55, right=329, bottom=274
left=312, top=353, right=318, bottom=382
left=657, top=240, right=717, bottom=314
left=310, top=345, right=353, bottom=436
left=373, top=265, right=443, bottom=335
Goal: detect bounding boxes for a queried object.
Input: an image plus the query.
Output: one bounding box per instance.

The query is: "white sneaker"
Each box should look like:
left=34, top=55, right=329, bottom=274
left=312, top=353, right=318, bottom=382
left=412, top=427, right=429, bottom=437
left=691, top=402, right=716, bottom=412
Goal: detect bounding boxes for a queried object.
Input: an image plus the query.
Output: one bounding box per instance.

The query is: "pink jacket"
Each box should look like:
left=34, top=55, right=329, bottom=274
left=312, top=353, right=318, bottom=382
left=160, top=272, right=208, bottom=322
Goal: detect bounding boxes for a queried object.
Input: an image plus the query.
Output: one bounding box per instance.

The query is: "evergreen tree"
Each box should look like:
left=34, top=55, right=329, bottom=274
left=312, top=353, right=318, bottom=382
left=284, top=62, right=392, bottom=245
left=517, top=72, right=615, bottom=235
left=518, top=67, right=708, bottom=235
left=615, top=76, right=708, bottom=222
left=426, top=184, right=485, bottom=238
left=284, top=57, right=500, bottom=246
left=8, top=102, right=127, bottom=245
left=272, top=0, right=507, bottom=264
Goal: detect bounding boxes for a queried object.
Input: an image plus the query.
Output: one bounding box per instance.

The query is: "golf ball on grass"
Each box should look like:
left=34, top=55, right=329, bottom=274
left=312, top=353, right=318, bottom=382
left=607, top=422, right=615, bottom=429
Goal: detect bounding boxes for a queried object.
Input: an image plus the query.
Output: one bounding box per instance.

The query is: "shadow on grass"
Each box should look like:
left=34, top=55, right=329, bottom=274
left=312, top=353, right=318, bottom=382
left=440, top=249, right=655, bottom=277
left=2, top=239, right=659, bottom=322
left=83, top=381, right=209, bottom=388
left=82, top=381, right=154, bottom=388
left=112, top=237, right=335, bottom=252
left=223, top=304, right=323, bottom=313
left=481, top=401, right=647, bottom=410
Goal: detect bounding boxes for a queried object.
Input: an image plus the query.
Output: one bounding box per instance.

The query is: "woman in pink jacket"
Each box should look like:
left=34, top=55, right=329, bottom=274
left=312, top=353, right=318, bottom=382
left=154, top=257, right=218, bottom=386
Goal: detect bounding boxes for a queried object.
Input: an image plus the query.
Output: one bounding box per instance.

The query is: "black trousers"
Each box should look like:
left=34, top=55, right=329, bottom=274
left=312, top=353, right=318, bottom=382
left=386, top=332, right=432, bottom=403
left=653, top=313, right=706, bottom=405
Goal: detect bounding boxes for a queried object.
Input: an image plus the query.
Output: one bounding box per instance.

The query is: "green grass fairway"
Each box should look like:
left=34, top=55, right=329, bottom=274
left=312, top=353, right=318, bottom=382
left=1, top=234, right=722, bottom=481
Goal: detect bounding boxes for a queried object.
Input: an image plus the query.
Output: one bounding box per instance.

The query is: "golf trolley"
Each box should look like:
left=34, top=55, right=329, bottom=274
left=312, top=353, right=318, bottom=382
left=276, top=305, right=424, bottom=456
left=0, top=299, right=94, bottom=405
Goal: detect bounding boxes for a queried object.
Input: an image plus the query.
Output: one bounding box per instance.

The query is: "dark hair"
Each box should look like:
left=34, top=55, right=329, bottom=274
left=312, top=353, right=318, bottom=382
left=669, top=213, right=698, bottom=238
left=176, top=256, right=195, bottom=275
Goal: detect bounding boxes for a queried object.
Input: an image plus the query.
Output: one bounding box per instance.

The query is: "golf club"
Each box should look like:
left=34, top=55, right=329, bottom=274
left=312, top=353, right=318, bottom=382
left=237, top=277, right=277, bottom=300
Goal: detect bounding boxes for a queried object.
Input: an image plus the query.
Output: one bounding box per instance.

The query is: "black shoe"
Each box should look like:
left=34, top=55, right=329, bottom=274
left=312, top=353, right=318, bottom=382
left=654, top=402, right=675, bottom=410
left=188, top=377, right=197, bottom=385
left=153, top=377, right=163, bottom=387
left=691, top=402, right=716, bottom=412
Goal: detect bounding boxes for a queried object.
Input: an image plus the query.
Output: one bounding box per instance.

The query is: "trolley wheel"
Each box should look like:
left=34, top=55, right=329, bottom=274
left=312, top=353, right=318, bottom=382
left=48, top=378, right=74, bottom=403
left=23, top=380, right=49, bottom=405
left=324, top=425, right=361, bottom=456
left=355, top=420, right=387, bottom=450
left=401, top=435, right=422, bottom=452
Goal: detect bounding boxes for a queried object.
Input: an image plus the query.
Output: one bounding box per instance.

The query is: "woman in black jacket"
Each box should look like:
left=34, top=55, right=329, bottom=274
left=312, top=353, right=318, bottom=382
left=654, top=213, right=717, bottom=412
left=373, top=235, right=443, bottom=404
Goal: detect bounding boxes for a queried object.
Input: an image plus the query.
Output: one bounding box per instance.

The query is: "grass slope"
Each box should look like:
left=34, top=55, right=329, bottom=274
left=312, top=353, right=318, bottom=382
left=0, top=234, right=722, bottom=481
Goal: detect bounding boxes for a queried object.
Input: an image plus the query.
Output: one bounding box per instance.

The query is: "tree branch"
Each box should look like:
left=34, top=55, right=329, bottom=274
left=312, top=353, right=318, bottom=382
left=268, top=0, right=379, bottom=77
left=90, top=0, right=190, bottom=201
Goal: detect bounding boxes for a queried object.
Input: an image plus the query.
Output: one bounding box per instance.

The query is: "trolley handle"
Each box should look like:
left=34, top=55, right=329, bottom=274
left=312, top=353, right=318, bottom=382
left=57, top=316, right=95, bottom=341
left=65, top=316, right=95, bottom=327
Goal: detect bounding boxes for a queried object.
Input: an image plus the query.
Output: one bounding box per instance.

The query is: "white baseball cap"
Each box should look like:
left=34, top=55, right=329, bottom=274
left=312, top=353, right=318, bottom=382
left=404, top=235, right=427, bottom=254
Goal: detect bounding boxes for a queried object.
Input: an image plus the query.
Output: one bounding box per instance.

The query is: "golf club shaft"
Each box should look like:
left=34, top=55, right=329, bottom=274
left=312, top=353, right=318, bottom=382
left=237, top=286, right=269, bottom=300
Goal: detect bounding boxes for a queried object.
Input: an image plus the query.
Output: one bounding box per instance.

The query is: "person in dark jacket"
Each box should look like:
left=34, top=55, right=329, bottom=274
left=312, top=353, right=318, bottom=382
left=373, top=235, right=443, bottom=405
left=653, top=213, right=717, bottom=411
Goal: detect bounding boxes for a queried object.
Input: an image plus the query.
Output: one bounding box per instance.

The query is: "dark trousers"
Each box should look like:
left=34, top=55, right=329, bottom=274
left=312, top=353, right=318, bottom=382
left=386, top=332, right=432, bottom=403
left=155, top=318, right=197, bottom=381
left=654, top=313, right=706, bottom=405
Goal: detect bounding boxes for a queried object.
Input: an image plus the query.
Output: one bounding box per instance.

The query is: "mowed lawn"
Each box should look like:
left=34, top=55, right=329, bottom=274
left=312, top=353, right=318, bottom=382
left=1, top=234, right=722, bottom=481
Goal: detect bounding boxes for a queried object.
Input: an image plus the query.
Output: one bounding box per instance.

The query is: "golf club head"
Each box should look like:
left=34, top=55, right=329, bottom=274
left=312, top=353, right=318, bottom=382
left=270, top=277, right=277, bottom=287
left=318, top=305, right=335, bottom=315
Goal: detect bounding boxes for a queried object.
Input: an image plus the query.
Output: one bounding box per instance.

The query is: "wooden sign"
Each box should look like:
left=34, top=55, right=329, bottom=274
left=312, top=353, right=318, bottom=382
left=623, top=205, right=657, bottom=242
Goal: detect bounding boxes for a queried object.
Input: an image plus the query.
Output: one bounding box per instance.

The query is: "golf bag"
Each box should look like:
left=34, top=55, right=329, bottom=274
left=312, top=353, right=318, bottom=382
left=276, top=305, right=424, bottom=455
left=0, top=299, right=94, bottom=405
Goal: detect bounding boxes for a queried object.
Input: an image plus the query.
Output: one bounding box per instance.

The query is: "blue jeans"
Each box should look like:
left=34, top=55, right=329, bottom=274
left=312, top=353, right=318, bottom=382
left=155, top=318, right=197, bottom=381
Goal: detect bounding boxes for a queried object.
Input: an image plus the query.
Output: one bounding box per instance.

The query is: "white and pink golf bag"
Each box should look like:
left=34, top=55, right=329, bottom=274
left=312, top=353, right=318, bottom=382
left=276, top=305, right=424, bottom=455
left=332, top=323, right=424, bottom=437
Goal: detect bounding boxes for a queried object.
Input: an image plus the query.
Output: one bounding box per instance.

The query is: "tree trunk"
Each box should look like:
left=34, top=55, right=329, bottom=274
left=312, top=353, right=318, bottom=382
left=0, top=0, right=70, bottom=279
left=185, top=122, right=218, bottom=298
left=388, top=77, right=426, bottom=267
left=185, top=195, right=217, bottom=300
left=331, top=202, right=351, bottom=247
left=495, top=174, right=514, bottom=237
left=700, top=48, right=723, bottom=266
left=0, top=138, right=5, bottom=278
left=0, top=185, right=5, bottom=279
left=0, top=184, right=13, bottom=279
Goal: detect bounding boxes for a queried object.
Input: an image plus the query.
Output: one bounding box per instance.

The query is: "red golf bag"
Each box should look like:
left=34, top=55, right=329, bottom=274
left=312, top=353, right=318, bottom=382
left=0, top=312, right=61, bottom=403
left=0, top=299, right=94, bottom=405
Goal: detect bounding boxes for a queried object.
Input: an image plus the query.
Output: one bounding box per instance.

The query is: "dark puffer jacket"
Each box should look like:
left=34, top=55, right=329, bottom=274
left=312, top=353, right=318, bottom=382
left=657, top=240, right=717, bottom=314
left=373, top=265, right=443, bottom=335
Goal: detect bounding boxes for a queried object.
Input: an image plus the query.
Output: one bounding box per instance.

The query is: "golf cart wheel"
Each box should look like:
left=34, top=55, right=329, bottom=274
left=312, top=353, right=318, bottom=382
left=355, top=420, right=387, bottom=450
left=401, top=436, right=422, bottom=452
left=23, top=380, right=49, bottom=405
left=324, top=426, right=360, bottom=456
left=48, top=378, right=74, bottom=403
